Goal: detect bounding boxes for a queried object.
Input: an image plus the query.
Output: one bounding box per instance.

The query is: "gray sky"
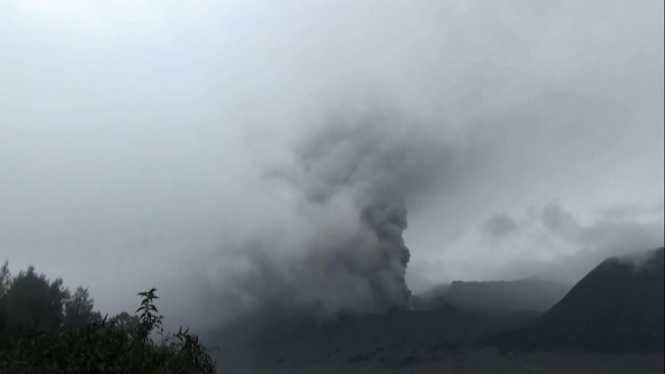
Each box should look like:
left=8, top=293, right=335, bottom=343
left=1, top=0, right=663, bottom=329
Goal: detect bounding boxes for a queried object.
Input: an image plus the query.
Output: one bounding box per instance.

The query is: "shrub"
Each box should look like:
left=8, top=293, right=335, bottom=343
left=0, top=287, right=218, bottom=374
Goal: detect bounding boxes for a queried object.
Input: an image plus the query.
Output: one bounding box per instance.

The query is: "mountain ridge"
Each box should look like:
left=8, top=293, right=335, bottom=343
left=487, top=247, right=665, bottom=353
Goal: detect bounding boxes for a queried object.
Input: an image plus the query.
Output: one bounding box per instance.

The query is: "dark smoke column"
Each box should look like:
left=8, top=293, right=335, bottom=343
left=361, top=201, right=411, bottom=311
left=281, top=109, right=445, bottom=313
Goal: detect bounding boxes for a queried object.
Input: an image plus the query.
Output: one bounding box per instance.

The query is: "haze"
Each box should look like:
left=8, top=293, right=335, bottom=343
left=1, top=0, right=663, bottom=330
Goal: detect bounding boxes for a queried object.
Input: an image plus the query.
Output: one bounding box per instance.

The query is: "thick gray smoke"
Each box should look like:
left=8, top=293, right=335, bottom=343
left=268, top=106, right=454, bottom=313
left=189, top=104, right=457, bottom=321
left=359, top=202, right=411, bottom=310
left=249, top=200, right=413, bottom=314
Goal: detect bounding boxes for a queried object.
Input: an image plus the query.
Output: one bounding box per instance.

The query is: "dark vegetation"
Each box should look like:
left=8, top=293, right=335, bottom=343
left=0, top=260, right=218, bottom=374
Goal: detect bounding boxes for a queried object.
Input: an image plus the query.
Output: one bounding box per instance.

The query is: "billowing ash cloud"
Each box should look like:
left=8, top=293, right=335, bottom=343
left=276, top=106, right=459, bottom=312
left=187, top=104, right=459, bottom=320
left=358, top=202, right=411, bottom=310
left=477, top=201, right=664, bottom=284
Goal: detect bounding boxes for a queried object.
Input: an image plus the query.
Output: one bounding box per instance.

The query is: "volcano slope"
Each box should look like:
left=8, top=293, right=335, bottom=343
left=204, top=300, right=503, bottom=371
left=488, top=247, right=665, bottom=353
left=441, top=278, right=570, bottom=314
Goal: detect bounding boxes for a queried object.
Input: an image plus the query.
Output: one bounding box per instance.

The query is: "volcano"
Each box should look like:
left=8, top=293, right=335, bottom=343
left=489, top=247, right=665, bottom=353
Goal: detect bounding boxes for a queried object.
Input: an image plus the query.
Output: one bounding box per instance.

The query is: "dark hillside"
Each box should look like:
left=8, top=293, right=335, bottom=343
left=441, top=278, right=570, bottom=314
left=205, top=301, right=501, bottom=370
left=488, top=247, right=665, bottom=353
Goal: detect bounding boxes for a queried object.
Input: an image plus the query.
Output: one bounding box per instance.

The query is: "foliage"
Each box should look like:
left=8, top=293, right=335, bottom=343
left=0, top=261, right=218, bottom=373
left=2, top=266, right=69, bottom=334
left=62, top=286, right=101, bottom=330
left=0, top=260, right=11, bottom=331
left=108, top=311, right=140, bottom=336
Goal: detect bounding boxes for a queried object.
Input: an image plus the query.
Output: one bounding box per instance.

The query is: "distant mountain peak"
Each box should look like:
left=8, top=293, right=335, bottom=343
left=488, top=247, right=664, bottom=353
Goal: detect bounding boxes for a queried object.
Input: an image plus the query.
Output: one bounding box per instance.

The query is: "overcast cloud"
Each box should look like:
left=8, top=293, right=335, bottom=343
left=1, top=0, right=663, bottom=329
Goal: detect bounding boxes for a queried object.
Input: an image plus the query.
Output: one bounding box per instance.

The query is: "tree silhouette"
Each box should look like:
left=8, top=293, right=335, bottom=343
left=3, top=265, right=68, bottom=334
left=0, top=260, right=11, bottom=332
left=62, top=286, right=100, bottom=330
left=108, top=311, right=140, bottom=335
left=0, top=260, right=219, bottom=372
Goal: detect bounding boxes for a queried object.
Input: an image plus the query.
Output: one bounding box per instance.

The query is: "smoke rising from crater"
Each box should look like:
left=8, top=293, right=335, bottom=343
left=188, top=104, right=459, bottom=320
left=1, top=0, right=662, bottom=334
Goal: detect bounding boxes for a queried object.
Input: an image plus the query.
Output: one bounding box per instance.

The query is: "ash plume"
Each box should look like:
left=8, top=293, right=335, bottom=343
left=279, top=107, right=453, bottom=312
left=359, top=202, right=411, bottom=310
left=201, top=105, right=456, bottom=319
